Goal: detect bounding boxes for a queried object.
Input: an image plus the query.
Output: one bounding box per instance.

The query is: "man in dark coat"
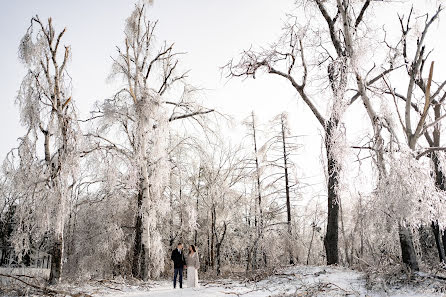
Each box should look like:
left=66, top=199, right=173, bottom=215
left=171, top=242, right=186, bottom=288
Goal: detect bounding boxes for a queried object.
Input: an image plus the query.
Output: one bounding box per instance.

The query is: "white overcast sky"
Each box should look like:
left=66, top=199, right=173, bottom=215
left=1, top=0, right=445, bottom=205
left=0, top=0, right=301, bottom=156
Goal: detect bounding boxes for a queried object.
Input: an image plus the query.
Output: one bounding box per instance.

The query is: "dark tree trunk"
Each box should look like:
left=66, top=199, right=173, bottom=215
left=132, top=189, right=144, bottom=278
left=430, top=150, right=446, bottom=262
left=195, top=167, right=202, bottom=246
left=281, top=114, right=294, bottom=265
left=216, top=223, right=227, bottom=276
left=432, top=220, right=445, bottom=262
left=250, top=244, right=258, bottom=270
left=169, top=170, right=175, bottom=247
left=442, top=231, right=446, bottom=260
left=431, top=151, right=446, bottom=190
left=205, top=225, right=210, bottom=270
left=251, top=112, right=263, bottom=232
left=216, top=247, right=222, bottom=276
left=210, top=205, right=216, bottom=268
left=140, top=245, right=148, bottom=280
left=49, top=235, right=63, bottom=284
left=246, top=247, right=251, bottom=271
left=250, top=112, right=265, bottom=269
left=48, top=181, right=65, bottom=284
left=324, top=119, right=339, bottom=265
left=425, top=103, right=446, bottom=263
left=399, top=224, right=419, bottom=271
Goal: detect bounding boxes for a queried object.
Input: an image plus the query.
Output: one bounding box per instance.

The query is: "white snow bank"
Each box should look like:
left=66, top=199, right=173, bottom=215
left=96, top=265, right=444, bottom=297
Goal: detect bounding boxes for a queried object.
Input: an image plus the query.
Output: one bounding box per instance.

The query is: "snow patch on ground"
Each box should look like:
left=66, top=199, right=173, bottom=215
left=96, top=265, right=444, bottom=297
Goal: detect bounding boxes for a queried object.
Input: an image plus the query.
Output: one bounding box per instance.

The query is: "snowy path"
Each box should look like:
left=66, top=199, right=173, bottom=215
left=97, top=266, right=445, bottom=297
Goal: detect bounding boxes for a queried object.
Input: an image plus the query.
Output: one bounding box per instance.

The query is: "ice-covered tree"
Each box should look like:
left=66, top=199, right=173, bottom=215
left=350, top=2, right=445, bottom=270
left=10, top=16, right=80, bottom=283
left=225, top=0, right=388, bottom=265
left=85, top=3, right=213, bottom=279
left=263, top=112, right=301, bottom=264
left=193, top=138, right=247, bottom=275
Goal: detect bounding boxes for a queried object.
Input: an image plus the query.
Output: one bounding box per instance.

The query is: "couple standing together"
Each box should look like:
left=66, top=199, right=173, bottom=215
left=171, top=242, right=200, bottom=289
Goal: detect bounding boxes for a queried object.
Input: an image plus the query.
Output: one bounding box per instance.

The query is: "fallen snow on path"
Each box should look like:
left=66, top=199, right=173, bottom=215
left=99, top=266, right=444, bottom=297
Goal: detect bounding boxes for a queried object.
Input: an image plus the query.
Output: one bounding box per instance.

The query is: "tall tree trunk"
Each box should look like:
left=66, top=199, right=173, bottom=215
left=205, top=220, right=210, bottom=271
left=339, top=200, right=351, bottom=266
left=179, top=183, right=183, bottom=239
left=324, top=118, right=339, bottom=265
left=210, top=205, right=216, bottom=268
left=281, top=114, right=294, bottom=265
left=132, top=165, right=150, bottom=279
left=169, top=171, right=174, bottom=247
left=195, top=167, right=201, bottom=246
left=431, top=221, right=445, bottom=262
left=132, top=188, right=144, bottom=278
left=48, top=181, right=65, bottom=284
left=251, top=112, right=263, bottom=233
left=48, top=116, right=66, bottom=284
left=425, top=101, right=446, bottom=263
left=49, top=234, right=63, bottom=284
left=442, top=231, right=446, bottom=260
left=246, top=247, right=251, bottom=272
left=250, top=112, right=264, bottom=268
left=216, top=245, right=222, bottom=276
left=216, top=222, right=227, bottom=276
left=430, top=149, right=446, bottom=262
left=131, top=105, right=151, bottom=279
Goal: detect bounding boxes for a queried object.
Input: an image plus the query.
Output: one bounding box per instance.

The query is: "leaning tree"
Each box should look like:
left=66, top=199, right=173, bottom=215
left=332, top=0, right=445, bottom=270
left=226, top=0, right=392, bottom=265
left=380, top=5, right=445, bottom=269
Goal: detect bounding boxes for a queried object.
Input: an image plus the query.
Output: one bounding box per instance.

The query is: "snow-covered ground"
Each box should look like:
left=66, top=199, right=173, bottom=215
left=95, top=266, right=445, bottom=297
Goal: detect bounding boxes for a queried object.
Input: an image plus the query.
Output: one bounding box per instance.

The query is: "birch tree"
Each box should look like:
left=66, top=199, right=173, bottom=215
left=11, top=16, right=80, bottom=283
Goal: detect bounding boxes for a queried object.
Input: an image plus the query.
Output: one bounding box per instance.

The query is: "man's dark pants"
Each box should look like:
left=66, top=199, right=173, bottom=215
left=173, top=267, right=183, bottom=288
